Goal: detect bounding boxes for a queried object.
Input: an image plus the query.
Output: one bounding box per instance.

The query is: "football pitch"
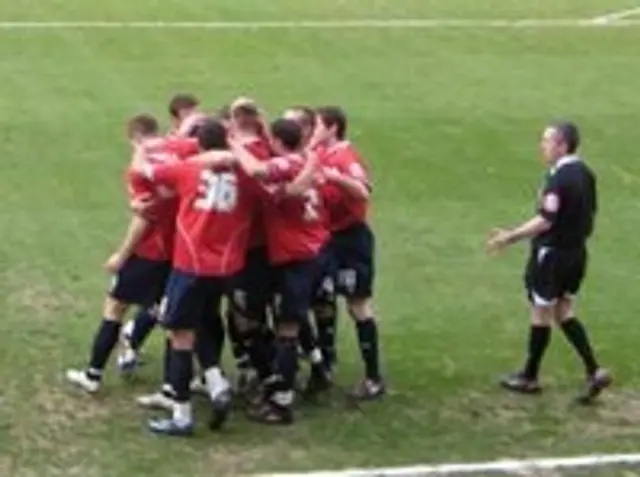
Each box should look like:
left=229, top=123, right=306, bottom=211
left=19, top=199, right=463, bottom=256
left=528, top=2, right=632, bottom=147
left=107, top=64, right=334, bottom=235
left=3, top=1, right=640, bottom=476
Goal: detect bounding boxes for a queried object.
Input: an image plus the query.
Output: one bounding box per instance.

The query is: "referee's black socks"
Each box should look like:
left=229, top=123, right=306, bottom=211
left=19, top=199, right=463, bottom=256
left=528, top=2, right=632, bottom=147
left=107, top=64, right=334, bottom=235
left=560, top=317, right=599, bottom=376
left=523, top=325, right=551, bottom=381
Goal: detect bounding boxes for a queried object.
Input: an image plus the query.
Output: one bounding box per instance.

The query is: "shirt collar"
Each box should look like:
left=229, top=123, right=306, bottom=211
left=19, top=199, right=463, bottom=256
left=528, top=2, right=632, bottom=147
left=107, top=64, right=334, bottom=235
left=550, top=154, right=581, bottom=175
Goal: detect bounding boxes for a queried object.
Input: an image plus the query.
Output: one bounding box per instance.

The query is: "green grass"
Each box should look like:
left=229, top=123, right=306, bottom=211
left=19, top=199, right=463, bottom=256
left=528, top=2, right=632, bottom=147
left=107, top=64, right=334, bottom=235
left=2, top=1, right=640, bottom=476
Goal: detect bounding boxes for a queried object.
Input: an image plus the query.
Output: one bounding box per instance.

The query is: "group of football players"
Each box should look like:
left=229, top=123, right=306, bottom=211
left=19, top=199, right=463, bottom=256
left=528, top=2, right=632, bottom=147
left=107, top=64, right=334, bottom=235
left=65, top=94, right=384, bottom=436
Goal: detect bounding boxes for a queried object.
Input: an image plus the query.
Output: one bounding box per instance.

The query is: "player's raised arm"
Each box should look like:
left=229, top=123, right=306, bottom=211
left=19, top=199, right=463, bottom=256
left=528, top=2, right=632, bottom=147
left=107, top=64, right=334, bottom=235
left=324, top=163, right=371, bottom=201
left=229, top=137, right=270, bottom=178
left=186, top=149, right=235, bottom=167
left=285, top=150, right=318, bottom=196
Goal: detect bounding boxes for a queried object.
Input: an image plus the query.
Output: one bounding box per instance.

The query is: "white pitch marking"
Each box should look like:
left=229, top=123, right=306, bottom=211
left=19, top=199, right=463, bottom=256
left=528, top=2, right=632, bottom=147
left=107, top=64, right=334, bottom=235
left=589, top=6, right=640, bottom=24
left=1, top=19, right=640, bottom=30
left=256, top=453, right=640, bottom=477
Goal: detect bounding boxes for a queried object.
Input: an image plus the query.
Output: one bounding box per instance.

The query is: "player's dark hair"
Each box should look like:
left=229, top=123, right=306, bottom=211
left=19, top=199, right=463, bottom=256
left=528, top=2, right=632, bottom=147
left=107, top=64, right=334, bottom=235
left=197, top=118, right=228, bottom=150
left=271, top=118, right=302, bottom=151
left=552, top=121, right=580, bottom=154
left=128, top=113, right=159, bottom=137
left=168, top=93, right=199, bottom=119
left=317, top=106, right=347, bottom=140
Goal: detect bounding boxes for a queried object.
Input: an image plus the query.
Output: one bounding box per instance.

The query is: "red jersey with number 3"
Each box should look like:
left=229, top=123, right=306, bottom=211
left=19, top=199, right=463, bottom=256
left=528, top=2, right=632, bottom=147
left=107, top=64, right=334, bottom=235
left=145, top=161, right=258, bottom=276
left=259, top=154, right=330, bottom=265
left=321, top=141, right=370, bottom=231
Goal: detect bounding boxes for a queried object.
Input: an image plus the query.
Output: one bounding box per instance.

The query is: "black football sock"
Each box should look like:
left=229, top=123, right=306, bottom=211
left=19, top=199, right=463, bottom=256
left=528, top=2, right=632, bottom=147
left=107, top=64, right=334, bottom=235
left=560, top=318, right=599, bottom=376
left=355, top=318, right=381, bottom=382
left=522, top=325, right=551, bottom=381
left=272, top=337, right=298, bottom=407
left=226, top=309, right=250, bottom=370
left=298, top=318, right=316, bottom=357
left=129, top=308, right=157, bottom=351
left=195, top=315, right=224, bottom=370
left=249, top=327, right=276, bottom=381
left=299, top=318, right=326, bottom=376
left=169, top=348, right=193, bottom=403
left=315, top=303, right=337, bottom=370
left=87, top=319, right=121, bottom=380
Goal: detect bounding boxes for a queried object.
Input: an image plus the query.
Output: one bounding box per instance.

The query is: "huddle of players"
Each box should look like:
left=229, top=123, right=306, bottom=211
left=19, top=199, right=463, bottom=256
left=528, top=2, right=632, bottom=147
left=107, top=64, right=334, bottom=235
left=66, top=94, right=384, bottom=436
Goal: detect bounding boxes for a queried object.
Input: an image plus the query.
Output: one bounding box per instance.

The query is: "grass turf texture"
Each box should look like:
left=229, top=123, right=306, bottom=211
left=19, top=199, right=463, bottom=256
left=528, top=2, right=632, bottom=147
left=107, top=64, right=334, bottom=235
left=2, top=1, right=640, bottom=476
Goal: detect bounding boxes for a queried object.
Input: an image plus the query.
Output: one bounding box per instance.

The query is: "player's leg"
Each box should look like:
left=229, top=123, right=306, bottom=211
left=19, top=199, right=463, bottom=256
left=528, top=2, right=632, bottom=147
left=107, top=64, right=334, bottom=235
left=117, top=260, right=171, bottom=374
left=118, top=307, right=158, bottom=369
left=339, top=226, right=384, bottom=400
left=137, top=336, right=177, bottom=411
left=225, top=305, right=253, bottom=384
left=230, top=248, right=274, bottom=396
left=553, top=248, right=611, bottom=403
left=195, top=281, right=233, bottom=430
left=147, top=271, right=201, bottom=436
left=313, top=241, right=339, bottom=373
left=303, top=250, right=335, bottom=398
left=66, top=256, right=161, bottom=392
left=66, top=295, right=129, bottom=393
left=249, top=262, right=313, bottom=425
left=501, top=248, right=556, bottom=394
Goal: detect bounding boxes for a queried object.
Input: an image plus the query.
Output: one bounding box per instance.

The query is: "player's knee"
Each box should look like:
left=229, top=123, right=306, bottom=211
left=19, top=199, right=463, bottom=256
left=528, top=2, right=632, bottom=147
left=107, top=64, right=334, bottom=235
left=276, top=321, right=299, bottom=339
left=553, top=296, right=575, bottom=324
left=169, top=329, right=195, bottom=350
left=102, top=296, right=129, bottom=321
left=530, top=304, right=554, bottom=326
left=347, top=297, right=372, bottom=321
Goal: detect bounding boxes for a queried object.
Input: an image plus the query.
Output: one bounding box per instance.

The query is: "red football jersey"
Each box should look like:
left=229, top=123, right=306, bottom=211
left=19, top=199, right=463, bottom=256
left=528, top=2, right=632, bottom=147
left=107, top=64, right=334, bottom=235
left=126, top=148, right=178, bottom=262
left=243, top=136, right=273, bottom=249
left=159, top=136, right=200, bottom=159
left=259, top=154, right=330, bottom=265
left=321, top=141, right=370, bottom=232
left=145, top=161, right=258, bottom=276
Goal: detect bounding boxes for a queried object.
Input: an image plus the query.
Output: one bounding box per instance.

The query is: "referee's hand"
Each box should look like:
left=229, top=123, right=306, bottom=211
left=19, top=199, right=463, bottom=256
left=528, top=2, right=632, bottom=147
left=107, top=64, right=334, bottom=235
left=487, top=228, right=511, bottom=254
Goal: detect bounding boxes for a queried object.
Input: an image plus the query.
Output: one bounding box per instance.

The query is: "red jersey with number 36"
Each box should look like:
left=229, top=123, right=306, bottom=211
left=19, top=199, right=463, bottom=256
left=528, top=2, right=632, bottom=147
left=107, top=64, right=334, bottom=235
left=145, top=161, right=258, bottom=276
left=321, top=141, right=370, bottom=231
left=259, top=154, right=330, bottom=265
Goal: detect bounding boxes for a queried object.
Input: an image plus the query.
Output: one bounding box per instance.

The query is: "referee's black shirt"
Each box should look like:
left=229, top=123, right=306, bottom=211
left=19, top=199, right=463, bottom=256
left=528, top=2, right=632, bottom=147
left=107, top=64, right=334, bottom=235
left=533, top=155, right=597, bottom=250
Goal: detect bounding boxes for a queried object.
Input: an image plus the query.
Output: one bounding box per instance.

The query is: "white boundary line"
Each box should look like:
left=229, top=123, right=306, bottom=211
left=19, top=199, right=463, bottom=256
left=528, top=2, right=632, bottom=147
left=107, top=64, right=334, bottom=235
left=589, top=6, right=640, bottom=24
left=257, top=453, right=640, bottom=476
left=1, top=19, right=640, bottom=29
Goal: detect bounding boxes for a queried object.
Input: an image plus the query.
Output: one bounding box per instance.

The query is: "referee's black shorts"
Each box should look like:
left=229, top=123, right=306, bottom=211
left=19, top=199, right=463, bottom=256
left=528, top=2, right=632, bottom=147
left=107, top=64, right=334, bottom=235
left=524, top=245, right=587, bottom=307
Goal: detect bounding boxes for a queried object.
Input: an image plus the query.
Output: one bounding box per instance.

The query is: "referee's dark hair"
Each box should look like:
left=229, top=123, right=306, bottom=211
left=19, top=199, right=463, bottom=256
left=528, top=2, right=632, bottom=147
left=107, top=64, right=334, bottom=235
left=551, top=121, right=580, bottom=154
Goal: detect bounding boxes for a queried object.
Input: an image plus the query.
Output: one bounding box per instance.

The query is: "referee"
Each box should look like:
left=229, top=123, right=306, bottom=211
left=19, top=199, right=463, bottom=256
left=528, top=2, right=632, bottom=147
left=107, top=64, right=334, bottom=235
left=487, top=121, right=611, bottom=404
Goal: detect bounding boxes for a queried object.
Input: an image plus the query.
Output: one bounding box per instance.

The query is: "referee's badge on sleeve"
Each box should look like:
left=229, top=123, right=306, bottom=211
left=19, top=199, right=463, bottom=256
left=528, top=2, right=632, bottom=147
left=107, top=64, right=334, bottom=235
left=542, top=193, right=560, bottom=213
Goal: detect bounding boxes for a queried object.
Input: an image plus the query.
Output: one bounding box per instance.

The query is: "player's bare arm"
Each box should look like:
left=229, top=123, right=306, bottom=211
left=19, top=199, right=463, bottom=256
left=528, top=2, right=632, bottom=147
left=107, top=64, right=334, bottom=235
left=324, top=168, right=370, bottom=201
left=104, top=215, right=150, bottom=274
left=229, top=139, right=270, bottom=178
left=284, top=151, right=318, bottom=196
left=487, top=214, right=551, bottom=253
left=186, top=150, right=236, bottom=167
